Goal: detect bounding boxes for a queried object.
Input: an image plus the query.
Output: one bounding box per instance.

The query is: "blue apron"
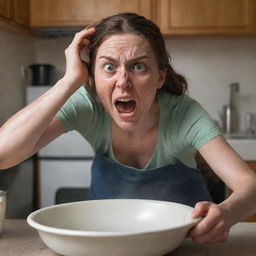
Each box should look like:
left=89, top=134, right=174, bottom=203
left=88, top=154, right=212, bottom=207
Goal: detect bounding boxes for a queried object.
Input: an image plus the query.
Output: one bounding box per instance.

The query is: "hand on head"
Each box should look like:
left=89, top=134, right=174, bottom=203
left=63, top=27, right=96, bottom=89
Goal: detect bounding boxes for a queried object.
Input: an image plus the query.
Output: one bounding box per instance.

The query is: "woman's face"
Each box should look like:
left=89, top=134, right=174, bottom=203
left=94, top=33, right=165, bottom=131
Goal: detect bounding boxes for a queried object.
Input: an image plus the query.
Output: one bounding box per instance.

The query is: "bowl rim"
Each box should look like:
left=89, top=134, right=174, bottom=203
left=27, top=199, right=201, bottom=237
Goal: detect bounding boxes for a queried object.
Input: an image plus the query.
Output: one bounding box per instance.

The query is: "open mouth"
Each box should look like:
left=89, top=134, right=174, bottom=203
left=115, top=99, right=136, bottom=114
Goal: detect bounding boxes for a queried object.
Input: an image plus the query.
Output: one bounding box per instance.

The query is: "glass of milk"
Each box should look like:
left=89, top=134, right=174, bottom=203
left=0, top=191, right=6, bottom=235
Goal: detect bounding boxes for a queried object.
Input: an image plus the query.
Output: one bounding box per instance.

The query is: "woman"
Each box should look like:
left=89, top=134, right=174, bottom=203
left=0, top=13, right=256, bottom=245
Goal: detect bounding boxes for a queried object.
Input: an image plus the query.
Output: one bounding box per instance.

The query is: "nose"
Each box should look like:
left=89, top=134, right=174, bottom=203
left=115, top=68, right=131, bottom=89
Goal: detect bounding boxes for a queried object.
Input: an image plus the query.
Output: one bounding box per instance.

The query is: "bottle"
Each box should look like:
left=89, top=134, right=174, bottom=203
left=223, top=104, right=235, bottom=134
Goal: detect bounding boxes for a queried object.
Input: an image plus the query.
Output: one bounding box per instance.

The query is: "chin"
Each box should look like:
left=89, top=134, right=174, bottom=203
left=111, top=107, right=140, bottom=131
left=114, top=119, right=139, bottom=131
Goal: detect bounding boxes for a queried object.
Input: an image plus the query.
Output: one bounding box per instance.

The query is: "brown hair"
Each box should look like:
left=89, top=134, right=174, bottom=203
left=88, top=12, right=187, bottom=96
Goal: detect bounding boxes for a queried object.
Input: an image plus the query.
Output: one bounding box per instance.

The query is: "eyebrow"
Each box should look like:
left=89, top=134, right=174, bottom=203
left=98, top=55, right=150, bottom=63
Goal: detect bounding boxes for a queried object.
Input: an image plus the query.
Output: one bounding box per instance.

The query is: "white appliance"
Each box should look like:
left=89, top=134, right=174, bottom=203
left=26, top=86, right=94, bottom=208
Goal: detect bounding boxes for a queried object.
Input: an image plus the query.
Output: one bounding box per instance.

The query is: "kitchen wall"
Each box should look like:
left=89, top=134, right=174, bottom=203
left=30, top=35, right=70, bottom=84
left=0, top=29, right=35, bottom=126
left=166, top=36, right=256, bottom=131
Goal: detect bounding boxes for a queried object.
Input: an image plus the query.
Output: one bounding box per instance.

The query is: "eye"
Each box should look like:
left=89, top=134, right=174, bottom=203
left=103, top=63, right=114, bottom=72
left=132, top=63, right=146, bottom=71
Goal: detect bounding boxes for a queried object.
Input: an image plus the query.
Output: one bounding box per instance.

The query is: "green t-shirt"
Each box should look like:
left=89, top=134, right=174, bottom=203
left=56, top=86, right=222, bottom=169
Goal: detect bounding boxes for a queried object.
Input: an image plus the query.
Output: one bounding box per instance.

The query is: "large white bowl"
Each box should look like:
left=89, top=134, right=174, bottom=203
left=27, top=199, right=199, bottom=256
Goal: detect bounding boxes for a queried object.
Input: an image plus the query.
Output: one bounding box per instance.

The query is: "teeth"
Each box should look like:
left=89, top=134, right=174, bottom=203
left=117, top=99, right=132, bottom=102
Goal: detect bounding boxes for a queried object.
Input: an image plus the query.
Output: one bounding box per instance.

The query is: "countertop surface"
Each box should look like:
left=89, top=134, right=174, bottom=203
left=1, top=220, right=256, bottom=256
left=226, top=138, right=256, bottom=161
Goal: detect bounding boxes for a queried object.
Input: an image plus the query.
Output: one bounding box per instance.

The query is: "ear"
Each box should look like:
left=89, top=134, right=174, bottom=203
left=157, top=68, right=167, bottom=89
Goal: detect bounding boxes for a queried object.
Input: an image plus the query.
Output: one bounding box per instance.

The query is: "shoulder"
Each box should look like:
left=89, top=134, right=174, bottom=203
left=67, top=86, right=106, bottom=114
left=159, top=92, right=196, bottom=106
left=159, top=93, right=202, bottom=119
left=159, top=92, right=221, bottom=149
left=68, top=86, right=94, bottom=107
left=56, top=86, right=104, bottom=131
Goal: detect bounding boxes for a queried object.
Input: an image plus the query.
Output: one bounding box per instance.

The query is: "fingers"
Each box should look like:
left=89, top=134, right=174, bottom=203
left=191, top=201, right=211, bottom=218
left=74, top=26, right=96, bottom=38
left=80, top=39, right=91, bottom=59
left=63, top=27, right=96, bottom=87
left=190, top=202, right=223, bottom=237
left=190, top=219, right=229, bottom=244
left=72, top=27, right=96, bottom=46
left=188, top=201, right=230, bottom=244
left=190, top=204, right=216, bottom=238
left=66, top=27, right=96, bottom=55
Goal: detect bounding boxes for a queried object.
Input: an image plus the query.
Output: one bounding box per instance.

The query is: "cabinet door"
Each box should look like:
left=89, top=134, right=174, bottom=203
left=0, top=0, right=29, bottom=26
left=244, top=162, right=256, bottom=222
left=30, top=0, right=156, bottom=27
left=0, top=0, right=11, bottom=19
left=159, top=0, right=256, bottom=35
left=12, top=0, right=30, bottom=26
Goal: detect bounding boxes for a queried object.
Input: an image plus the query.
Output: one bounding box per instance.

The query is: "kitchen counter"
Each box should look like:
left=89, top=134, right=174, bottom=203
left=1, top=220, right=256, bottom=256
left=226, top=138, right=256, bottom=161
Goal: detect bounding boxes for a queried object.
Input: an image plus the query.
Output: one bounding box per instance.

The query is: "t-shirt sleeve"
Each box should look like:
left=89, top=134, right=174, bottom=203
left=175, top=96, right=222, bottom=150
left=55, top=86, right=96, bottom=136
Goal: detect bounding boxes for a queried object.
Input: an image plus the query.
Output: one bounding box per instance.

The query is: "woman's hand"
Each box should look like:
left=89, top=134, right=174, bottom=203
left=63, top=27, right=95, bottom=90
left=188, top=201, right=231, bottom=244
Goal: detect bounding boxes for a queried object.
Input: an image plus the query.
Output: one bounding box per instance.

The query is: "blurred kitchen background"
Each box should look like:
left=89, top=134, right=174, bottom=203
left=0, top=0, right=256, bottom=221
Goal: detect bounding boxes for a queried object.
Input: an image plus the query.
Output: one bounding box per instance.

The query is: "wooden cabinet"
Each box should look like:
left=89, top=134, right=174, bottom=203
left=30, top=0, right=157, bottom=27
left=158, top=0, right=256, bottom=35
left=248, top=162, right=256, bottom=171
left=12, top=0, right=30, bottom=26
left=0, top=0, right=11, bottom=19
left=0, top=0, right=30, bottom=26
left=244, top=161, right=256, bottom=222
left=3, top=0, right=256, bottom=35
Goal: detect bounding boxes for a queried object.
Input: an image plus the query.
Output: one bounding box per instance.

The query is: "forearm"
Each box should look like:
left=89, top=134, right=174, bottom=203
left=0, top=27, right=95, bottom=169
left=199, top=136, right=256, bottom=225
left=219, top=175, right=256, bottom=225
left=0, top=78, right=76, bottom=168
